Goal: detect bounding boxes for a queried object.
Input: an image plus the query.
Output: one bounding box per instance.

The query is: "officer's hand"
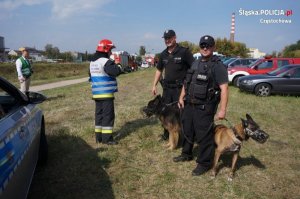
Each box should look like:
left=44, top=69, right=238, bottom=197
left=178, top=98, right=184, bottom=109
left=215, top=110, right=226, bottom=120
left=151, top=86, right=157, bottom=96
left=118, top=64, right=124, bottom=73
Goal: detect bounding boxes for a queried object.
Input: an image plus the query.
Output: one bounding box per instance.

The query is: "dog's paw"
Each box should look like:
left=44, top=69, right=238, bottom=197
left=210, top=171, right=217, bottom=179
left=167, top=145, right=175, bottom=150
left=227, top=175, right=233, bottom=182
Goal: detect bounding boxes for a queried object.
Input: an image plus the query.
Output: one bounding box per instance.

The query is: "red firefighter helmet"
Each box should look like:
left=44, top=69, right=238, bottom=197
left=96, top=39, right=115, bottom=53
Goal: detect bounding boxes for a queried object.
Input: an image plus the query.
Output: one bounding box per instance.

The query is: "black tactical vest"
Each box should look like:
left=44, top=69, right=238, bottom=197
left=184, top=57, right=221, bottom=104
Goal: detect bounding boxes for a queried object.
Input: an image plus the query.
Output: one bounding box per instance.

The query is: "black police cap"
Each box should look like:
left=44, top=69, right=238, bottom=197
left=162, top=29, right=176, bottom=38
left=199, top=35, right=215, bottom=47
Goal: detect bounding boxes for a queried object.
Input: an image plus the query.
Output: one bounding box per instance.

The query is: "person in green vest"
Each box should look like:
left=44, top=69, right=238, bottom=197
left=16, top=47, right=33, bottom=93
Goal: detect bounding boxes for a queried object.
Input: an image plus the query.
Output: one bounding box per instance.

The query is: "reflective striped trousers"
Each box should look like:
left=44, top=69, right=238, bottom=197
left=95, top=99, right=115, bottom=143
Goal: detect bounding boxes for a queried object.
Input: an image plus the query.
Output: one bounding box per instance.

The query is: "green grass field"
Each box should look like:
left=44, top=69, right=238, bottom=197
left=0, top=62, right=89, bottom=87
left=27, top=67, right=300, bottom=199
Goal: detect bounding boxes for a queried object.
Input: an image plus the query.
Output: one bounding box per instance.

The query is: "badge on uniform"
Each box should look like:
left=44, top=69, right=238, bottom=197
left=197, top=74, right=208, bottom=81
left=174, top=57, right=182, bottom=64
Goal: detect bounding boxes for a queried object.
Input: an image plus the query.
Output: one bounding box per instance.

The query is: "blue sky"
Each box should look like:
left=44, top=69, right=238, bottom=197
left=0, top=0, right=299, bottom=54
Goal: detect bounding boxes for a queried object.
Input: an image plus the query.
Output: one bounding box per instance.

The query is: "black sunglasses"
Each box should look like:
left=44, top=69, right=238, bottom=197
left=200, top=43, right=212, bottom=49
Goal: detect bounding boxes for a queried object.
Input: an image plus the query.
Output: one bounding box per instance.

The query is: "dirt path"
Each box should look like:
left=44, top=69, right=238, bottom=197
left=30, top=77, right=89, bottom=92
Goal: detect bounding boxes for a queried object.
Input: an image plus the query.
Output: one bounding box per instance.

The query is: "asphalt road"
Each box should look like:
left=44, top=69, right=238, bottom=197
left=30, top=77, right=89, bottom=92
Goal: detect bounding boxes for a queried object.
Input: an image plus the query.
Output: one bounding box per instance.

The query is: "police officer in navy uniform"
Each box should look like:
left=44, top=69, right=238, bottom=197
left=151, top=29, right=194, bottom=141
left=90, top=39, right=122, bottom=145
left=173, top=35, right=229, bottom=176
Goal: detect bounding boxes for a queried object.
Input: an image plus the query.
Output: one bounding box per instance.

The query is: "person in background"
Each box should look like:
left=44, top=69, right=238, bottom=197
left=16, top=47, right=33, bottom=93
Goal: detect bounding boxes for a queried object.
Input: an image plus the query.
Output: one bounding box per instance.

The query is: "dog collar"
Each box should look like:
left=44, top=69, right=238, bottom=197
left=232, top=127, right=243, bottom=142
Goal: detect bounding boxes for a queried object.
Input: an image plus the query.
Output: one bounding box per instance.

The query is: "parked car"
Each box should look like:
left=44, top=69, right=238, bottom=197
left=0, top=77, right=48, bottom=199
left=228, top=57, right=300, bottom=86
left=141, top=61, right=149, bottom=68
left=238, top=65, right=300, bottom=96
left=226, top=58, right=257, bottom=68
left=223, top=58, right=237, bottom=65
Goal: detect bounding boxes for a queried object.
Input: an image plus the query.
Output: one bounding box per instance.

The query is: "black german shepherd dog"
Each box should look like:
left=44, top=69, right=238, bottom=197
left=142, top=95, right=182, bottom=150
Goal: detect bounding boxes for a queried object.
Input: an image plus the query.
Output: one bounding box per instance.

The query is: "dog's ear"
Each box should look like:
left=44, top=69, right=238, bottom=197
left=241, top=118, right=248, bottom=128
left=246, top=114, right=254, bottom=123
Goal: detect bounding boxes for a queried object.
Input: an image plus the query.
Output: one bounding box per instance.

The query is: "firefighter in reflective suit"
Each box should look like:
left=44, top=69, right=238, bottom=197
left=90, top=39, right=122, bottom=145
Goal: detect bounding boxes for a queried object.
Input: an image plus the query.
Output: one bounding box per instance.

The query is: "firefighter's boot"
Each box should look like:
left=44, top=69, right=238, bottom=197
left=95, top=133, right=102, bottom=143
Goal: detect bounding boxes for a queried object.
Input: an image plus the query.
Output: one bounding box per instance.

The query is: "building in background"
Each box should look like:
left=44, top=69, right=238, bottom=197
left=248, top=48, right=266, bottom=58
left=25, top=47, right=45, bottom=62
left=71, top=51, right=83, bottom=62
left=8, top=47, right=45, bottom=62
left=144, top=53, right=155, bottom=66
left=0, top=36, right=8, bottom=62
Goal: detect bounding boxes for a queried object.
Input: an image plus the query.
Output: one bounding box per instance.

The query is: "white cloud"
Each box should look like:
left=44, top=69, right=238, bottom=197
left=274, top=35, right=285, bottom=42
left=143, top=33, right=159, bottom=40
left=0, top=0, right=47, bottom=10
left=0, top=0, right=113, bottom=20
left=51, top=0, right=112, bottom=19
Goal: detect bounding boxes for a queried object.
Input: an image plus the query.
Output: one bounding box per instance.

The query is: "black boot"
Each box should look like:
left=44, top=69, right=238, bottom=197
left=103, top=137, right=118, bottom=145
left=173, top=154, right=193, bottom=162
left=192, top=164, right=210, bottom=176
left=95, top=133, right=102, bottom=143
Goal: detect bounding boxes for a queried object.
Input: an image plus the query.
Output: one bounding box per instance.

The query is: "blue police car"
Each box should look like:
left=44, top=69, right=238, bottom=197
left=0, top=76, right=48, bottom=199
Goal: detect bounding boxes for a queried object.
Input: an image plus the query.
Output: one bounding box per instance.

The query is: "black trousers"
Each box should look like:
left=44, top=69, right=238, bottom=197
left=181, top=103, right=217, bottom=167
left=95, top=99, right=115, bottom=142
left=162, top=87, right=181, bottom=137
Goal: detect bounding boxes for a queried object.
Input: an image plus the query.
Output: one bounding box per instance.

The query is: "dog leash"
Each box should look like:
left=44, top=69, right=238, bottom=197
left=223, top=118, right=234, bottom=129
left=161, top=101, right=179, bottom=113
left=179, top=108, right=214, bottom=145
left=179, top=108, right=194, bottom=144
left=165, top=101, right=178, bottom=106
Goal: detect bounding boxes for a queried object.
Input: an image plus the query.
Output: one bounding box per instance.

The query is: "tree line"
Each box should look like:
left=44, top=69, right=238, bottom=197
left=44, top=44, right=94, bottom=62
left=282, top=40, right=300, bottom=57
left=178, top=38, right=249, bottom=57
left=32, top=39, right=300, bottom=63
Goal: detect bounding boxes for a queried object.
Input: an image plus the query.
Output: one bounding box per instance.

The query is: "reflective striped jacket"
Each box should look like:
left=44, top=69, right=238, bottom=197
left=90, top=58, right=118, bottom=99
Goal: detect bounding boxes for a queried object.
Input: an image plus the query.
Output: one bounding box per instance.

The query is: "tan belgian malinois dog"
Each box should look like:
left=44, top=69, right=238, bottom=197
left=212, top=114, right=269, bottom=181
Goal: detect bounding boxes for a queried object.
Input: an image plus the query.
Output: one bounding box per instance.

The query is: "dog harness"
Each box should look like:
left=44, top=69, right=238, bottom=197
left=223, top=118, right=243, bottom=152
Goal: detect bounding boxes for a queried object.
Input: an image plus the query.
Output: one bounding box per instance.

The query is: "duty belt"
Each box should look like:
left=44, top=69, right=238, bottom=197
left=189, top=103, right=205, bottom=110
left=163, top=80, right=183, bottom=88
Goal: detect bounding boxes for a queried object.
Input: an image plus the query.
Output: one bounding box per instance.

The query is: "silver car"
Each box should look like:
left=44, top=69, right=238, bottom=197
left=0, top=77, right=47, bottom=199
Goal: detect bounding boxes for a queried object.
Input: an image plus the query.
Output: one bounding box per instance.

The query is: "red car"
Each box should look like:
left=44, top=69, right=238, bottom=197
left=228, top=57, right=300, bottom=86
